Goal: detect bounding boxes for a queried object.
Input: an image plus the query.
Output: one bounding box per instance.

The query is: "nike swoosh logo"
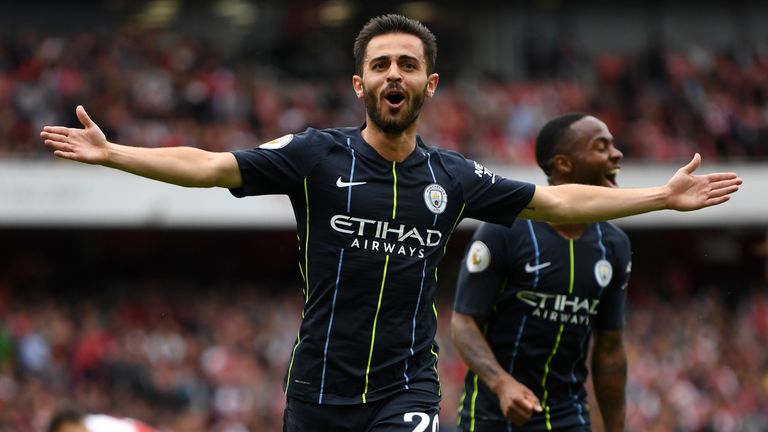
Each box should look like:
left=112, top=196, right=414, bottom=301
left=525, top=261, right=552, bottom=273
left=336, top=176, right=367, bottom=188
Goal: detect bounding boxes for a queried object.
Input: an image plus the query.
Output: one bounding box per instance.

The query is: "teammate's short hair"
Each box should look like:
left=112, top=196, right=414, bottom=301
left=535, top=112, right=589, bottom=176
left=353, top=14, right=437, bottom=76
left=47, top=408, right=84, bottom=432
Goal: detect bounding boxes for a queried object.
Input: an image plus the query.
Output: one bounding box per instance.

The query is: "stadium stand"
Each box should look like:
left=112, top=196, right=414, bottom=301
left=1, top=2, right=766, bottom=431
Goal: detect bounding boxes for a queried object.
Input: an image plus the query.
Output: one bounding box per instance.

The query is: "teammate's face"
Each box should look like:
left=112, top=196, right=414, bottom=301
left=563, top=116, right=623, bottom=188
left=352, top=33, right=439, bottom=134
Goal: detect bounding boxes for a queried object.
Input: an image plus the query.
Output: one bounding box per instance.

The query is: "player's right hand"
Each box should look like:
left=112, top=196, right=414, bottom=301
left=495, top=375, right=543, bottom=426
left=41, top=105, right=110, bottom=164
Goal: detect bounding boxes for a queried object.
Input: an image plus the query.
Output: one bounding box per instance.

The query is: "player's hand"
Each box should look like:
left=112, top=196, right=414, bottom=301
left=40, top=105, right=110, bottom=164
left=494, top=375, right=543, bottom=426
left=664, top=153, right=741, bottom=211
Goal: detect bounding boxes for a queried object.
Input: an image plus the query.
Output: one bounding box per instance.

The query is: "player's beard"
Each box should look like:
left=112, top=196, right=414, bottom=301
left=363, top=84, right=426, bottom=134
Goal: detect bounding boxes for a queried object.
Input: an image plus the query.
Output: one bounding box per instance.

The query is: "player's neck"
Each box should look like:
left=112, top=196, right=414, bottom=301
left=548, top=222, right=588, bottom=240
left=361, top=122, right=418, bottom=162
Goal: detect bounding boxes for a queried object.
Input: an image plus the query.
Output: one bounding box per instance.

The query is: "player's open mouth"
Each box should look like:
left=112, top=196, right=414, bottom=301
left=606, top=168, right=620, bottom=186
left=383, top=91, right=406, bottom=109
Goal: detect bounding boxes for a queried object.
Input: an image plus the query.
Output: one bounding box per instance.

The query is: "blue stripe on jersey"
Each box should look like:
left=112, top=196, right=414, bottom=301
left=526, top=220, right=542, bottom=288
left=569, top=329, right=591, bottom=425
left=403, top=152, right=438, bottom=390
left=563, top=223, right=607, bottom=424
left=508, top=222, right=542, bottom=377
left=403, top=152, right=437, bottom=390
left=319, top=248, right=345, bottom=404
left=320, top=141, right=356, bottom=402
left=574, top=393, right=586, bottom=424
left=425, top=152, right=438, bottom=225
left=403, top=259, right=428, bottom=390
left=596, top=223, right=606, bottom=259
left=504, top=221, right=543, bottom=429
left=509, top=315, right=528, bottom=375
left=345, top=138, right=356, bottom=212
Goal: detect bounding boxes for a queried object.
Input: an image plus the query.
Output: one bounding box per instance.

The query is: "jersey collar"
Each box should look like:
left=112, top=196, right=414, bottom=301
left=354, top=124, right=428, bottom=166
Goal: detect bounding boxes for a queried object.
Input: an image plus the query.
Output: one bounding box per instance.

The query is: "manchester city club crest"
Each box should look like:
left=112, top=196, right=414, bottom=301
left=423, top=184, right=448, bottom=214
left=594, top=259, right=613, bottom=288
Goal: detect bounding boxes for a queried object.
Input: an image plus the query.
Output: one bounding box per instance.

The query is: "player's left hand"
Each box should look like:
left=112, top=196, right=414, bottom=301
left=665, top=153, right=741, bottom=211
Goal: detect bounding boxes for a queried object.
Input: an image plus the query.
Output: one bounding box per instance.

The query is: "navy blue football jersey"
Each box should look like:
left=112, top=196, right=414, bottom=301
left=454, top=220, right=631, bottom=431
left=230, top=126, right=535, bottom=405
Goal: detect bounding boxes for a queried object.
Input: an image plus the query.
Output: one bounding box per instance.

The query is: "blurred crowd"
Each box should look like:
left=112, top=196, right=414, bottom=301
left=2, top=18, right=768, bottom=432
left=1, top=26, right=767, bottom=162
left=0, top=279, right=766, bottom=431
left=623, top=289, right=768, bottom=432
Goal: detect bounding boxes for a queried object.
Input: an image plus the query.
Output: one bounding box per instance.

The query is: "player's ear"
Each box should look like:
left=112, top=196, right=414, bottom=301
left=352, top=75, right=364, bottom=98
left=426, top=73, right=439, bottom=98
left=551, top=154, right=572, bottom=175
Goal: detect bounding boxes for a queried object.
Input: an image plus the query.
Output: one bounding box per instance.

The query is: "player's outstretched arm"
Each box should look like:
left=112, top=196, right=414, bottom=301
left=41, top=105, right=242, bottom=188
left=591, top=330, right=627, bottom=432
left=450, top=312, right=542, bottom=426
left=518, top=154, right=742, bottom=224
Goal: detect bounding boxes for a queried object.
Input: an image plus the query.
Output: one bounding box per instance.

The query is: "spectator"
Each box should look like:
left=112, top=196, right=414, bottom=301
left=0, top=27, right=765, bottom=162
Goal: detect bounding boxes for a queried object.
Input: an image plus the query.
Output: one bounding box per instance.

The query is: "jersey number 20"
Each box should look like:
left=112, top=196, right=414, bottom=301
left=404, top=412, right=439, bottom=432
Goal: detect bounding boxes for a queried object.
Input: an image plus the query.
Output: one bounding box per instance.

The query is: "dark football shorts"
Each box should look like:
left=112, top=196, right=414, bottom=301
left=457, top=418, right=592, bottom=432
left=283, top=388, right=440, bottom=432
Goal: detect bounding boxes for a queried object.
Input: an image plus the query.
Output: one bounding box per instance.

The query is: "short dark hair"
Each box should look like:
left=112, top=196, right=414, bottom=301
left=535, top=113, right=589, bottom=176
left=353, top=14, right=437, bottom=76
left=47, top=408, right=84, bottom=432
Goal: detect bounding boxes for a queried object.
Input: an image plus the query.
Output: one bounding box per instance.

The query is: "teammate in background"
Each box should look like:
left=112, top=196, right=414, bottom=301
left=452, top=113, right=632, bottom=431
left=41, top=14, right=739, bottom=432
left=46, top=408, right=155, bottom=432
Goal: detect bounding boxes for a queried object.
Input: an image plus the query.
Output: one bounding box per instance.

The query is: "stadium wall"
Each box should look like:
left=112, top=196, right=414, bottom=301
left=1, top=160, right=763, bottom=229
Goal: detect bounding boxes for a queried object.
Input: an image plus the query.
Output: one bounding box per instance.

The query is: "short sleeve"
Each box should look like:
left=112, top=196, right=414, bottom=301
left=229, top=129, right=324, bottom=197
left=453, top=222, right=514, bottom=318
left=451, top=157, right=535, bottom=226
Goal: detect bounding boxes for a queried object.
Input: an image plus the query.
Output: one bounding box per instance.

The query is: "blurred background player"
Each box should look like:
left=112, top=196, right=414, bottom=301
left=452, top=113, right=631, bottom=431
left=46, top=408, right=155, bottom=432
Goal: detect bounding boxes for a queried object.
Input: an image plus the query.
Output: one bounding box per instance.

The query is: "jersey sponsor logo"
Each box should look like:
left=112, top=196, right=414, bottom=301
left=594, top=259, right=613, bottom=288
left=258, top=133, right=294, bottom=149
left=336, top=176, right=367, bottom=188
left=517, top=291, right=599, bottom=326
left=330, top=215, right=443, bottom=258
left=465, top=240, right=491, bottom=273
left=524, top=261, right=552, bottom=273
left=423, top=184, right=448, bottom=214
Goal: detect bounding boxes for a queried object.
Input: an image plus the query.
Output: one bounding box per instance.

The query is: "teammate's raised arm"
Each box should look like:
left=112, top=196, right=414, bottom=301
left=40, top=105, right=242, bottom=188
left=519, top=153, right=742, bottom=224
